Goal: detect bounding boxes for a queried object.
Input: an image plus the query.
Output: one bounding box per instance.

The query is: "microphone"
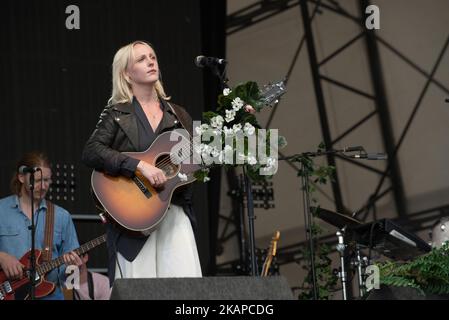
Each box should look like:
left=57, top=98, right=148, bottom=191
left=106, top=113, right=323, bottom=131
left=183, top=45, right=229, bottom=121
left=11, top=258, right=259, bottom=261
left=351, top=153, right=388, bottom=160
left=343, top=146, right=364, bottom=152
left=18, top=166, right=41, bottom=174
left=195, top=55, right=227, bottom=68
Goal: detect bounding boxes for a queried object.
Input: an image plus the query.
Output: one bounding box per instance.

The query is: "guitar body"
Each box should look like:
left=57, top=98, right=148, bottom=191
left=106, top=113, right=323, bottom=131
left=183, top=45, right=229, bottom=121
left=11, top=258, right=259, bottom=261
left=0, top=250, right=55, bottom=300
left=91, top=131, right=200, bottom=232
left=0, top=235, right=106, bottom=300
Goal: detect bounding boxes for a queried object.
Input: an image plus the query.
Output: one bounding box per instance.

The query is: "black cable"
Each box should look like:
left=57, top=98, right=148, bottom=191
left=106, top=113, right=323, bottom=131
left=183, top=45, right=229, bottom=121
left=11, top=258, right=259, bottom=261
left=114, top=233, right=124, bottom=279
left=368, top=221, right=381, bottom=263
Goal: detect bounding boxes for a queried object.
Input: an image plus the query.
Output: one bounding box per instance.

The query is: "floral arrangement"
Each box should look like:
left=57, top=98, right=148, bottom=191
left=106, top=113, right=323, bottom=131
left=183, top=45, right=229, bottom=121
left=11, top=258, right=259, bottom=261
left=193, top=81, right=287, bottom=182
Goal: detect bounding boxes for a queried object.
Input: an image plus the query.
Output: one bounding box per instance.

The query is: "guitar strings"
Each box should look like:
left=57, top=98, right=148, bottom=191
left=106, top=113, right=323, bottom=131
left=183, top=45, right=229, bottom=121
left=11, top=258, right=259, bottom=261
left=153, top=138, right=196, bottom=173
left=2, top=235, right=107, bottom=290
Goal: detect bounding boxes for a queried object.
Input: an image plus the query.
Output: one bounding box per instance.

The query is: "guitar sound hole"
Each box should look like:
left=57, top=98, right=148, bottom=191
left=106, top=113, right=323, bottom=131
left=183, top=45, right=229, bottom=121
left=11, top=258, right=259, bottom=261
left=155, top=153, right=179, bottom=178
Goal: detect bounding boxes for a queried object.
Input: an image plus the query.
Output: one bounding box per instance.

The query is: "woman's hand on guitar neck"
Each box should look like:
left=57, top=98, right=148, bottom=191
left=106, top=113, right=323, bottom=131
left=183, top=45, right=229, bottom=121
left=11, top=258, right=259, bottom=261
left=137, top=161, right=167, bottom=187
left=0, top=252, right=24, bottom=279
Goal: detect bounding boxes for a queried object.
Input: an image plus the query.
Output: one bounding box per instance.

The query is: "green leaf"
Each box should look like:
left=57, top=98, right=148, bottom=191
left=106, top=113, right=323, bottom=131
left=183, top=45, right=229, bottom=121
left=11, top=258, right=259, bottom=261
left=202, top=111, right=219, bottom=122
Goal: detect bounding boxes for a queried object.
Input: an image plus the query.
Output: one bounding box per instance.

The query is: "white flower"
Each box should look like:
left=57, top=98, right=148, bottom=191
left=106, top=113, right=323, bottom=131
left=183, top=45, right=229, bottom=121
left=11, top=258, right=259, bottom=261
left=195, top=123, right=210, bottom=135
left=203, top=176, right=211, bottom=182
left=193, top=144, right=203, bottom=156
left=231, top=97, right=244, bottom=111
left=211, top=146, right=220, bottom=158
left=232, top=123, right=242, bottom=134
left=237, top=153, right=246, bottom=162
left=266, top=157, right=276, bottom=168
left=223, top=88, right=231, bottom=96
left=223, top=126, right=234, bottom=137
left=243, top=123, right=255, bottom=135
left=201, top=144, right=211, bottom=154
left=260, top=166, right=270, bottom=173
left=224, top=145, right=233, bottom=153
left=210, top=115, right=224, bottom=129
left=260, top=157, right=277, bottom=174
left=178, top=172, right=188, bottom=182
left=221, top=145, right=234, bottom=164
left=225, top=109, right=236, bottom=123
left=247, top=155, right=257, bottom=165
left=217, top=151, right=224, bottom=164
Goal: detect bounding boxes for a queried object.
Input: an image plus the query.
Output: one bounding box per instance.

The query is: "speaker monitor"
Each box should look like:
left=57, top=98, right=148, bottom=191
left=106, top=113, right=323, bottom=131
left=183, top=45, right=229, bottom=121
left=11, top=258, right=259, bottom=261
left=366, top=285, right=449, bottom=300
left=110, top=276, right=294, bottom=300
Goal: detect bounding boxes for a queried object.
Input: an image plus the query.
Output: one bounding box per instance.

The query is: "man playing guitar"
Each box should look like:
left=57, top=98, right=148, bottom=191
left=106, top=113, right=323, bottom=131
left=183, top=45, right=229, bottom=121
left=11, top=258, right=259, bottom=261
left=0, top=152, right=83, bottom=300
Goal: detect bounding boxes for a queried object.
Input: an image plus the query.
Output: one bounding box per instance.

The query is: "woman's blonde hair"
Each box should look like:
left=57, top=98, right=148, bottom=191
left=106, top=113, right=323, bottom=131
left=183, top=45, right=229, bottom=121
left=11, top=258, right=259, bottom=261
left=108, top=40, right=170, bottom=105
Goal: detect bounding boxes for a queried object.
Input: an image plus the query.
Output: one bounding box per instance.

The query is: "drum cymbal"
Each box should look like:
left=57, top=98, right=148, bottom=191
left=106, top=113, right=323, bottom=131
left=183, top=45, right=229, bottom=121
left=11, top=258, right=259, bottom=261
left=313, top=207, right=362, bottom=229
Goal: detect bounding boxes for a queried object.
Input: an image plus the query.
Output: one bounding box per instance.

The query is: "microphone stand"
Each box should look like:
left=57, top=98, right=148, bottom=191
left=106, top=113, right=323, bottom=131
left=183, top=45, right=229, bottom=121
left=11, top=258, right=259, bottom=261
left=28, top=171, right=37, bottom=300
left=279, top=148, right=357, bottom=299
left=214, top=63, right=258, bottom=275
left=210, top=64, right=228, bottom=90
left=242, top=166, right=258, bottom=276
left=204, top=60, right=259, bottom=275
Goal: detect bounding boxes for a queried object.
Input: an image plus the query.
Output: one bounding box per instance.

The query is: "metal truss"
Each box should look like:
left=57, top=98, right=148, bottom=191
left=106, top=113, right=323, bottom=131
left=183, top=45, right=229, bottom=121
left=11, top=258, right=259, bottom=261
left=227, top=0, right=300, bottom=36
left=218, top=0, right=449, bottom=276
left=227, top=0, right=449, bottom=221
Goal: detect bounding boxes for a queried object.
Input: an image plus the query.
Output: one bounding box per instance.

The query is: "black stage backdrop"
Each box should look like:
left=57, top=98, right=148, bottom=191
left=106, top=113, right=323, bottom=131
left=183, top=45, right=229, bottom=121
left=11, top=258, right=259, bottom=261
left=0, top=0, right=225, bottom=273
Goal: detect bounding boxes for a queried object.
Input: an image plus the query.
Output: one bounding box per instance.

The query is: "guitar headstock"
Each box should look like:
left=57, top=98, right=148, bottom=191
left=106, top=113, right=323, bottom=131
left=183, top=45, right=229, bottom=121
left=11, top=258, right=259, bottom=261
left=261, top=230, right=281, bottom=276
left=268, top=230, right=281, bottom=257
left=259, top=80, right=287, bottom=108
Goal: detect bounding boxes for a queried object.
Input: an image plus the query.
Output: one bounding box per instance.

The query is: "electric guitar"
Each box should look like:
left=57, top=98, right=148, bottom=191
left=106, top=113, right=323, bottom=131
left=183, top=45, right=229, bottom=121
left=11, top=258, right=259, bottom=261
left=0, top=234, right=106, bottom=300
left=91, top=80, right=287, bottom=233
left=261, top=231, right=280, bottom=277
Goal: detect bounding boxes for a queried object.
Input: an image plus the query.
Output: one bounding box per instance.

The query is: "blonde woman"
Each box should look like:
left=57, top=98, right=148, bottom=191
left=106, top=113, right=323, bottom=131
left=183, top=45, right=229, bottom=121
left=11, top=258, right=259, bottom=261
left=82, top=41, right=202, bottom=284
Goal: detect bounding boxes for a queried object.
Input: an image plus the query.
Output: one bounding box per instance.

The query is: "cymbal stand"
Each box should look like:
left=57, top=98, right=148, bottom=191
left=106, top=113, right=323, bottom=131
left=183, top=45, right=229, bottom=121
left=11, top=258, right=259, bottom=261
left=352, top=245, right=369, bottom=298
left=336, top=230, right=348, bottom=300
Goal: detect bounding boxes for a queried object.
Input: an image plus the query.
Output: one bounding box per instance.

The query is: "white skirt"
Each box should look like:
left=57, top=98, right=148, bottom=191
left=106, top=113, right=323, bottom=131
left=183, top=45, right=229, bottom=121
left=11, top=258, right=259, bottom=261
left=115, top=204, right=202, bottom=279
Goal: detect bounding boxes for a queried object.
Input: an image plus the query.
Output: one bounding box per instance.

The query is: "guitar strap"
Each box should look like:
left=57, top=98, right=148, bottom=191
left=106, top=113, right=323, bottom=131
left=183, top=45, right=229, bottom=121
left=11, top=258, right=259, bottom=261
left=87, top=271, right=94, bottom=299
left=42, top=200, right=55, bottom=262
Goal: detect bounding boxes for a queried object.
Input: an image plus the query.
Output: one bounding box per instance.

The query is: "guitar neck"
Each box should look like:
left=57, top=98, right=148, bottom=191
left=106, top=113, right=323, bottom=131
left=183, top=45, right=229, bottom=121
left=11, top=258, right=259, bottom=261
left=261, top=257, right=272, bottom=277
left=37, top=234, right=107, bottom=276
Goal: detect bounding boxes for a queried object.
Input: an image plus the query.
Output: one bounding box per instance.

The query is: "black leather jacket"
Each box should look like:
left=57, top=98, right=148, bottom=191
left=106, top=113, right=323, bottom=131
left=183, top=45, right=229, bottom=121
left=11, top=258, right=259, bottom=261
left=82, top=101, right=193, bottom=176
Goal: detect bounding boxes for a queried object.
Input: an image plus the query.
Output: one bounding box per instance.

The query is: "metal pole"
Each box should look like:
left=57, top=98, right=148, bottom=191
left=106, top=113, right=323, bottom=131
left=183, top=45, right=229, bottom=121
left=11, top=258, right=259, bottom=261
left=336, top=230, right=347, bottom=300
left=243, top=166, right=258, bottom=276
left=356, top=247, right=365, bottom=298
left=302, top=163, right=318, bottom=299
